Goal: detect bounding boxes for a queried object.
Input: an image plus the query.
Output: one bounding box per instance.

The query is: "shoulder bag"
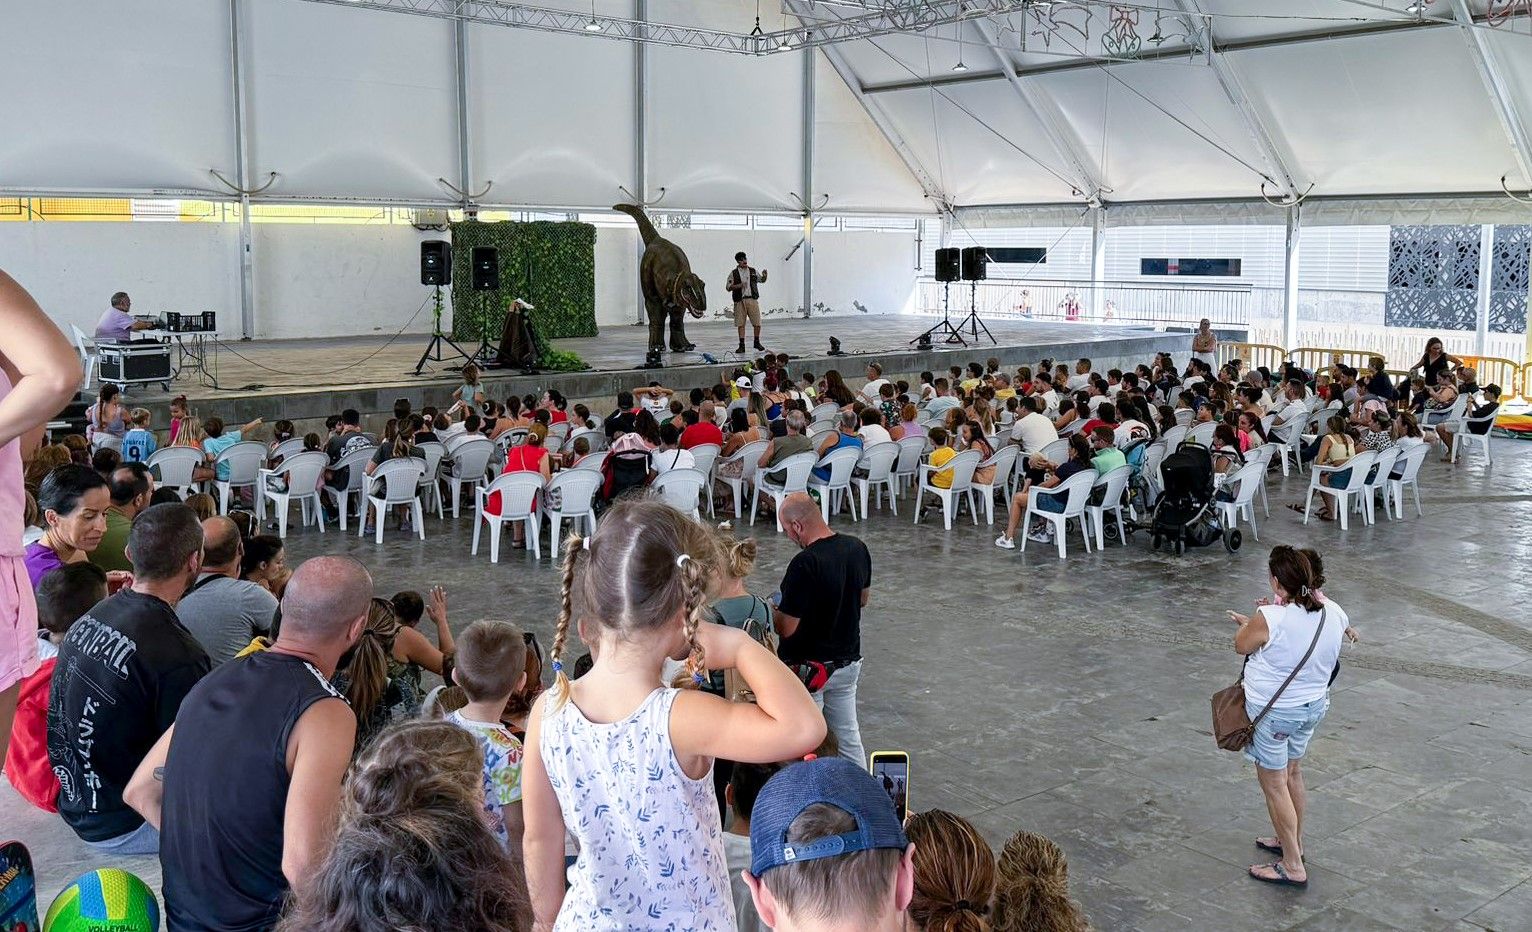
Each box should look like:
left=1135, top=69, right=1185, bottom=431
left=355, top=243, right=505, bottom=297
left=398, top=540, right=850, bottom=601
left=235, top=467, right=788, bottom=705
left=1211, top=607, right=1326, bottom=752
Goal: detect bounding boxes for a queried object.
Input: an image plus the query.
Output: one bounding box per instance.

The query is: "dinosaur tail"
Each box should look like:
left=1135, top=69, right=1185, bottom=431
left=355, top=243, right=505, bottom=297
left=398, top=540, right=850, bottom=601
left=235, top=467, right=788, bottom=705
left=612, top=203, right=660, bottom=246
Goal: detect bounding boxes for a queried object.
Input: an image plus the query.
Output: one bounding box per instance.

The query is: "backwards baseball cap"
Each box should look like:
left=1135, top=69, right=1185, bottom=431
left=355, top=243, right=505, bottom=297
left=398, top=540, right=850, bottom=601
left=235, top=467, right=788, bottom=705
left=749, top=757, right=909, bottom=878
left=734, top=376, right=753, bottom=389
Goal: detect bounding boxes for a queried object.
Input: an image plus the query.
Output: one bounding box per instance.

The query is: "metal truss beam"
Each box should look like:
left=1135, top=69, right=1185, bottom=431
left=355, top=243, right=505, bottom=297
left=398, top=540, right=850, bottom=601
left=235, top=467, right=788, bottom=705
left=970, top=17, right=1104, bottom=204
left=1448, top=0, right=1532, bottom=187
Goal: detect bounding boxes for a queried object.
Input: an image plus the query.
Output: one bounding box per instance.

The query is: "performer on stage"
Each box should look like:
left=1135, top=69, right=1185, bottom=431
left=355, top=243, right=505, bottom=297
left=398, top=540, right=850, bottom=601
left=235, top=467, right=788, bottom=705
left=94, top=292, right=155, bottom=343
left=725, top=252, right=767, bottom=355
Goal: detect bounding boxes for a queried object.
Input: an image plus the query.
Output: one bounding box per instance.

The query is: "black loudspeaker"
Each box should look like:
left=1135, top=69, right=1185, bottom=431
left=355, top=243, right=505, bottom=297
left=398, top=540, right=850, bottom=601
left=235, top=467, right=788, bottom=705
left=934, top=247, right=961, bottom=283
left=471, top=246, right=500, bottom=291
left=961, top=246, right=988, bottom=281
left=421, top=240, right=451, bottom=286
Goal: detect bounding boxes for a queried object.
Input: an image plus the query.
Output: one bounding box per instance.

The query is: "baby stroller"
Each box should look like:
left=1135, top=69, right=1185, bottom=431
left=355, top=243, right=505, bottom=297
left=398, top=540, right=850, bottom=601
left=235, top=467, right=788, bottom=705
left=1149, top=443, right=1240, bottom=554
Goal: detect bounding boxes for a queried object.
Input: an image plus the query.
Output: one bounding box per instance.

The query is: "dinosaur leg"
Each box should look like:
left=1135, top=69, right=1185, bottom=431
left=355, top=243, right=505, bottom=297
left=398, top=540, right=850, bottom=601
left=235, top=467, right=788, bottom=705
left=669, top=306, right=695, bottom=352
left=645, top=296, right=666, bottom=352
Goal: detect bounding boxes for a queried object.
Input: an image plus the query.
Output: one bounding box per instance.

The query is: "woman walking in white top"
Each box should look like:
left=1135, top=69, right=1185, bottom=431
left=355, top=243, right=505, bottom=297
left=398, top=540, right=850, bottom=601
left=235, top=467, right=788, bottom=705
left=1227, top=546, right=1346, bottom=888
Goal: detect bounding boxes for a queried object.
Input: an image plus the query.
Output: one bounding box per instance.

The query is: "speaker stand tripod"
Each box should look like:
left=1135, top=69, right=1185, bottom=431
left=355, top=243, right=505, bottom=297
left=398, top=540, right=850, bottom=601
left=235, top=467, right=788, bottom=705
left=954, top=280, right=996, bottom=346
left=412, top=285, right=473, bottom=375
left=470, top=291, right=501, bottom=366
left=910, top=282, right=967, bottom=347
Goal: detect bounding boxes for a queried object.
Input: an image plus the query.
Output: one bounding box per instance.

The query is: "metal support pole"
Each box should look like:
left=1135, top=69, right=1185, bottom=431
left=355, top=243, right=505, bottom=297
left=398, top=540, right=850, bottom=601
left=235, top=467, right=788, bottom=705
left=1475, top=224, right=1493, bottom=357
left=229, top=0, right=255, bottom=339
left=1283, top=205, right=1301, bottom=353
left=633, top=0, right=648, bottom=325
left=801, top=44, right=815, bottom=319
left=1090, top=206, right=1107, bottom=318
left=454, top=8, right=472, bottom=201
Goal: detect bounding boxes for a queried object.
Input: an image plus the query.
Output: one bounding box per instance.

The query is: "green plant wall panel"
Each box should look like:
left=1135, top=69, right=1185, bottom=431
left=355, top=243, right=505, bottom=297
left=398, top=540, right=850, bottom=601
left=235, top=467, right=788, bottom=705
left=449, top=220, right=597, bottom=342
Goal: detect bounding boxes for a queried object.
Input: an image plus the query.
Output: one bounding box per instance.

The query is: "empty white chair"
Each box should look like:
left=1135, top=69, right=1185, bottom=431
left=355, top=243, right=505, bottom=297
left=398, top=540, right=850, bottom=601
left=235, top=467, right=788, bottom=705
left=807, top=446, right=861, bottom=524
left=1085, top=464, right=1133, bottom=549
left=544, top=420, right=571, bottom=450
left=268, top=437, right=307, bottom=465
left=1161, top=425, right=1189, bottom=449
left=69, top=324, right=98, bottom=390
left=1217, top=460, right=1264, bottom=542
left=473, top=472, right=544, bottom=562
left=147, top=446, right=205, bottom=499
left=213, top=441, right=268, bottom=515
left=1174, top=407, right=1195, bottom=426
left=1242, top=443, right=1277, bottom=517
left=752, top=451, right=816, bottom=532
left=915, top=449, right=981, bottom=531
left=544, top=468, right=602, bottom=557
left=256, top=451, right=327, bottom=538
left=1388, top=444, right=1429, bottom=518
left=1449, top=412, right=1496, bottom=465
left=652, top=468, right=706, bottom=520
left=321, top=446, right=377, bottom=532
left=414, top=441, right=446, bottom=517
left=810, top=401, right=839, bottom=422
left=890, top=435, right=929, bottom=497
left=1186, top=422, right=1216, bottom=447
left=362, top=457, right=427, bottom=544
left=808, top=419, right=836, bottom=437
left=440, top=437, right=495, bottom=518
left=1302, top=450, right=1377, bottom=530
left=1019, top=470, right=1097, bottom=560
left=713, top=439, right=768, bottom=519
left=91, top=433, right=124, bottom=455
left=971, top=445, right=1019, bottom=525
left=1364, top=446, right=1401, bottom=521
left=853, top=441, right=901, bottom=517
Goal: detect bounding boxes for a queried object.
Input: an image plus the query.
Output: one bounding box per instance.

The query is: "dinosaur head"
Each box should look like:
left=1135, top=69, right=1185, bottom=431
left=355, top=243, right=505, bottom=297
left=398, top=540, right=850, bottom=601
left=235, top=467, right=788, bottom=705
left=674, top=272, right=707, bottom=318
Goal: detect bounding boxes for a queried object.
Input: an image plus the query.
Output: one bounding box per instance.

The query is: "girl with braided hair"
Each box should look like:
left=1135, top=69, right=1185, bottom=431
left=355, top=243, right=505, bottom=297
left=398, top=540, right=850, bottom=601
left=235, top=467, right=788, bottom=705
left=520, top=499, right=825, bottom=931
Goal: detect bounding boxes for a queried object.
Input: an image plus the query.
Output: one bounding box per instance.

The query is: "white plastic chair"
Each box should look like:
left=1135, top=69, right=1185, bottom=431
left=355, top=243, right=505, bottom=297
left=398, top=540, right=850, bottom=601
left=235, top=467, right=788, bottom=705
left=853, top=442, right=900, bottom=517
left=1174, top=408, right=1195, bottom=426
left=890, top=434, right=929, bottom=497
left=1161, top=425, right=1189, bottom=449
left=1085, top=464, right=1132, bottom=549
left=808, top=419, right=836, bottom=437
left=322, top=446, right=378, bottom=532
left=214, top=441, right=267, bottom=515
left=567, top=427, right=607, bottom=453
left=69, top=324, right=98, bottom=390
left=1302, top=450, right=1377, bottom=529
left=473, top=472, right=544, bottom=562
left=440, top=437, right=495, bottom=519
left=544, top=421, right=571, bottom=450
left=714, top=439, right=769, bottom=519
left=573, top=449, right=609, bottom=472
left=544, top=468, right=601, bottom=558
left=971, top=445, right=1019, bottom=525
left=1422, top=394, right=1467, bottom=430
left=1388, top=444, right=1428, bottom=519
left=1364, top=446, right=1401, bottom=521
left=414, top=442, right=446, bottom=517
left=1449, top=414, right=1496, bottom=465
left=147, top=446, right=204, bottom=499
left=687, top=443, right=722, bottom=506
left=752, top=451, right=816, bottom=532
left=256, top=451, right=327, bottom=538
left=1186, top=422, right=1216, bottom=447
left=1019, top=470, right=1097, bottom=560
left=807, top=446, right=862, bottom=524
left=1242, top=443, right=1277, bottom=517
left=810, top=402, right=839, bottom=422
left=1273, top=412, right=1309, bottom=476
left=1138, top=441, right=1167, bottom=508
left=1035, top=438, right=1070, bottom=469
left=91, top=433, right=124, bottom=455
left=1217, top=460, right=1264, bottom=542
left=362, top=457, right=427, bottom=543
left=915, top=449, right=981, bottom=530
left=268, top=438, right=307, bottom=465
left=652, top=468, right=706, bottom=520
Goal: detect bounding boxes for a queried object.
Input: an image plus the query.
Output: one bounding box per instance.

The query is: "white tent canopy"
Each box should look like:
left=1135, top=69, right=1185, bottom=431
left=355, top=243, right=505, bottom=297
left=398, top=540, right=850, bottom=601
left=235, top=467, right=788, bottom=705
left=3, top=0, right=1530, bottom=216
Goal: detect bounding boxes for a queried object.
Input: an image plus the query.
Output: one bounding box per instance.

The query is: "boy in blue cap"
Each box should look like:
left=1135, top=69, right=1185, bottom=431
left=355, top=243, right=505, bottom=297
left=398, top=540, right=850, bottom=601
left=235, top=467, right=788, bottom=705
left=743, top=757, right=915, bottom=931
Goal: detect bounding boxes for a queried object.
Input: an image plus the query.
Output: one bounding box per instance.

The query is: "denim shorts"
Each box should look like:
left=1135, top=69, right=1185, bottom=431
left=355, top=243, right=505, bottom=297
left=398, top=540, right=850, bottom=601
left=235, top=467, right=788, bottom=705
left=1245, top=696, right=1328, bottom=770
left=1036, top=491, right=1066, bottom=514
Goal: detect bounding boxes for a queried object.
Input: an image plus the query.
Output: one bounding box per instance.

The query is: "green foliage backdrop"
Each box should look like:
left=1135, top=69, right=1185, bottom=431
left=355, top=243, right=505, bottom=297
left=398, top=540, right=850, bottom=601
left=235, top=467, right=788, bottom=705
left=449, top=220, right=598, bottom=343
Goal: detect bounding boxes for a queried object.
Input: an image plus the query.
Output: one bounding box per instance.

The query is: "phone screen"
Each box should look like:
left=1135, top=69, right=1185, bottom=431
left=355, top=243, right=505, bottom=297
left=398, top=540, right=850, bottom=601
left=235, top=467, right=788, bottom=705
left=868, top=751, right=910, bottom=822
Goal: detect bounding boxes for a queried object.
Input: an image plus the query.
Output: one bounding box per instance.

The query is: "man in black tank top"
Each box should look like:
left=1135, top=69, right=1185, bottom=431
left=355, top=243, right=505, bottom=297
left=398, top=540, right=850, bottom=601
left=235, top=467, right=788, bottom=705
left=125, top=556, right=373, bottom=932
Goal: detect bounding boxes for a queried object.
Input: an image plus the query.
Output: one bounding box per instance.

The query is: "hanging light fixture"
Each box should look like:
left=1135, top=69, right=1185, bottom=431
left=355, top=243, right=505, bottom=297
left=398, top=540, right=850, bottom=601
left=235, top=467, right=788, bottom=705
left=585, top=0, right=602, bottom=30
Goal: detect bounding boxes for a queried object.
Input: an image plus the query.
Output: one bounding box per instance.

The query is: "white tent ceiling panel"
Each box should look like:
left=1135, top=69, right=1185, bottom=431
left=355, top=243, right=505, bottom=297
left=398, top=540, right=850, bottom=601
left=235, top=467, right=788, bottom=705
left=832, top=29, right=971, bottom=87
left=468, top=23, right=636, bottom=207
left=1197, top=0, right=1420, bottom=44
left=244, top=0, right=458, bottom=201
left=1481, top=21, right=1532, bottom=187
left=873, top=82, right=1081, bottom=206
left=1229, top=28, right=1517, bottom=195
left=0, top=0, right=234, bottom=192
left=646, top=1, right=802, bottom=210
left=1034, top=62, right=1269, bottom=202
left=811, top=57, right=932, bottom=213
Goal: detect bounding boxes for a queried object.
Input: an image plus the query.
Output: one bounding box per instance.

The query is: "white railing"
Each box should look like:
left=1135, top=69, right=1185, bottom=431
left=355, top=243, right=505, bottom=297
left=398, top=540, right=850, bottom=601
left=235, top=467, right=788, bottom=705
left=915, top=278, right=1251, bottom=328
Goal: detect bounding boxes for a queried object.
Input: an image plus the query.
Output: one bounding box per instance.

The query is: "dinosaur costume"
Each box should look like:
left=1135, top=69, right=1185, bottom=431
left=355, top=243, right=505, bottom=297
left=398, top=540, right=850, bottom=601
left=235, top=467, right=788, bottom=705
left=614, top=203, right=707, bottom=352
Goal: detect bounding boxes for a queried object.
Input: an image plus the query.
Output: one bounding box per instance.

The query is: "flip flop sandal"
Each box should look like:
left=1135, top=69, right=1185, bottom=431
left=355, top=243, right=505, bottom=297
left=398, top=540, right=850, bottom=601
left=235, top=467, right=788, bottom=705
left=1255, top=838, right=1284, bottom=855
left=1249, top=862, right=1307, bottom=887
left=1286, top=503, right=1308, bottom=516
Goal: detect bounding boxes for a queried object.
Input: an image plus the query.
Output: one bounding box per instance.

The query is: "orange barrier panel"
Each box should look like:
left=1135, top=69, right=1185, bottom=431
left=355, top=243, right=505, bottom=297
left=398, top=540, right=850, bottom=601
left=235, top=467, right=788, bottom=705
left=1458, top=355, right=1522, bottom=400
left=1218, top=342, right=1286, bottom=374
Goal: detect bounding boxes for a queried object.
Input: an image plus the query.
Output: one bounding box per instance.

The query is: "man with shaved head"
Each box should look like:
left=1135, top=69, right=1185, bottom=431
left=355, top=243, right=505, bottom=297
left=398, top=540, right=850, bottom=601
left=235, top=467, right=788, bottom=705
left=176, top=516, right=278, bottom=666
left=773, top=492, right=873, bottom=768
left=127, top=556, right=372, bottom=931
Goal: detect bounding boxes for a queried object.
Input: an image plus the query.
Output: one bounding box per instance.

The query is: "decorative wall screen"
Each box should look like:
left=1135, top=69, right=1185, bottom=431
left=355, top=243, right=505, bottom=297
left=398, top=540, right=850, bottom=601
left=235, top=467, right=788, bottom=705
left=1488, top=224, right=1531, bottom=335
left=1384, top=224, right=1531, bottom=334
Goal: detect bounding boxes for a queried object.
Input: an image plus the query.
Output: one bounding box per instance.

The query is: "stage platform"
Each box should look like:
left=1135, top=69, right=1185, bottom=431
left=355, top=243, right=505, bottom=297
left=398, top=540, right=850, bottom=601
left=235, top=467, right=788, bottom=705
left=124, top=316, right=1225, bottom=429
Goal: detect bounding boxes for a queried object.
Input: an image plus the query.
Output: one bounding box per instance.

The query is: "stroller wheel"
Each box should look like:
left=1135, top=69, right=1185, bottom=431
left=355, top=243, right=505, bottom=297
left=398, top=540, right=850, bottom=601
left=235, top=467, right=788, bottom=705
left=1225, top=529, right=1242, bottom=553
left=1174, top=539, right=1185, bottom=556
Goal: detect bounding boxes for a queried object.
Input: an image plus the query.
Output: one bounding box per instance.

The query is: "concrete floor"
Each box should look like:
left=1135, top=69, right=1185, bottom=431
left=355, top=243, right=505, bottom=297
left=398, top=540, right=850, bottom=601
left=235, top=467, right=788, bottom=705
left=6, top=436, right=1531, bottom=930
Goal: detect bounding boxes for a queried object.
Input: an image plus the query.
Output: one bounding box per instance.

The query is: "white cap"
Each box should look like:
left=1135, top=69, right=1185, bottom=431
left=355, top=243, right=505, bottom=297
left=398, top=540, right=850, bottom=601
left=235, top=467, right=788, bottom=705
left=734, top=376, right=752, bottom=389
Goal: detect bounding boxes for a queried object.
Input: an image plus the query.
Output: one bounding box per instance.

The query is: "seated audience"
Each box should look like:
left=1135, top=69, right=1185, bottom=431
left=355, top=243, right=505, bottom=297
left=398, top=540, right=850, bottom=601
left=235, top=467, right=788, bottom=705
left=183, top=491, right=218, bottom=521
left=50, top=502, right=210, bottom=854
left=744, top=757, right=915, bottom=932
left=241, top=533, right=291, bottom=599
left=995, top=434, right=1092, bottom=549
left=446, top=619, right=528, bottom=853
left=651, top=422, right=696, bottom=475
left=177, top=516, right=279, bottom=665
left=1291, top=414, right=1356, bottom=521
left=926, top=426, right=956, bottom=489
left=858, top=407, right=893, bottom=446
left=203, top=414, right=265, bottom=484
left=5, top=562, right=108, bottom=812
left=906, top=810, right=996, bottom=932
left=332, top=597, right=424, bottom=747
left=122, top=408, right=158, bottom=463
left=83, top=462, right=152, bottom=573
left=275, top=719, right=532, bottom=932
left=1436, top=383, right=1499, bottom=459
left=992, top=831, right=1091, bottom=932
left=26, top=463, right=109, bottom=588
left=682, top=401, right=725, bottom=449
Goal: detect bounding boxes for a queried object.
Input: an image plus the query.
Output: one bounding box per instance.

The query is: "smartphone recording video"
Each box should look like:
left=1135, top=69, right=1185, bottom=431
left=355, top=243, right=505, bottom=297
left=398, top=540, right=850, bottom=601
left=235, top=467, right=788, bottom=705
left=868, top=751, right=910, bottom=822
